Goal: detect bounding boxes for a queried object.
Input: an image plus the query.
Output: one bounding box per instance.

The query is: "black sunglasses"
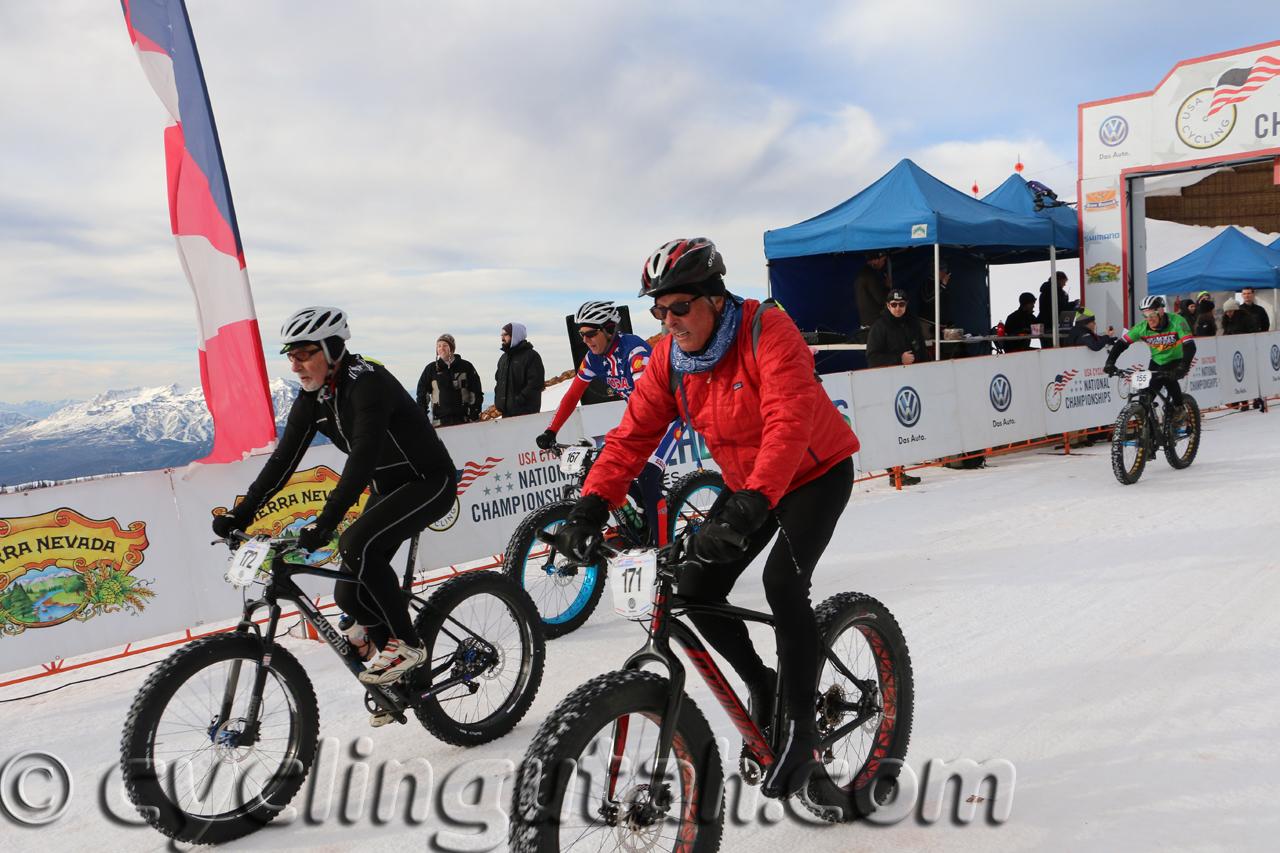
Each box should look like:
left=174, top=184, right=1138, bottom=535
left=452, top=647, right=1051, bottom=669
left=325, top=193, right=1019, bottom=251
left=649, top=298, right=701, bottom=321
left=888, top=301, right=907, bottom=308
left=285, top=347, right=323, bottom=364
left=579, top=328, right=603, bottom=340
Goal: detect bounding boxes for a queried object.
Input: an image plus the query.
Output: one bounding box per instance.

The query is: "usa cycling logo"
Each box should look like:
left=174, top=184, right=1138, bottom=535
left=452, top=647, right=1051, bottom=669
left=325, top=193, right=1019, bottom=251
left=1233, top=351, right=1245, bottom=382
left=1099, top=116, right=1128, bottom=147
left=1271, top=344, right=1279, bottom=372
left=989, top=374, right=1012, bottom=412
left=895, top=386, right=922, bottom=428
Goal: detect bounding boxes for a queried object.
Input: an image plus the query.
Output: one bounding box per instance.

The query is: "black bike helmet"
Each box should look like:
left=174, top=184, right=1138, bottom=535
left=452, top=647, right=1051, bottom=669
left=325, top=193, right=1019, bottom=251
left=639, top=238, right=727, bottom=299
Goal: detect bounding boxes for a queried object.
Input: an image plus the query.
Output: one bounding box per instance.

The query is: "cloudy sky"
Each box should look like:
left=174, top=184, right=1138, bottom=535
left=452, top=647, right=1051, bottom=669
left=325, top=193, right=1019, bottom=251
left=2, top=1, right=1277, bottom=403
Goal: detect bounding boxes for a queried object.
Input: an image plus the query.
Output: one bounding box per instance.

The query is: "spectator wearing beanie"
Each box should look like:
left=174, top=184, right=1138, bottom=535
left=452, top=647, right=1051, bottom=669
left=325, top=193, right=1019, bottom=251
left=1065, top=308, right=1116, bottom=351
left=1222, top=299, right=1260, bottom=335
left=1193, top=292, right=1217, bottom=337
left=417, top=333, right=483, bottom=426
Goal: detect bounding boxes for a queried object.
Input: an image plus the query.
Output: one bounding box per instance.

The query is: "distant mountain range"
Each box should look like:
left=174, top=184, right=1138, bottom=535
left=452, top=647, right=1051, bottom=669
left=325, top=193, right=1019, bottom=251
left=0, top=381, right=303, bottom=487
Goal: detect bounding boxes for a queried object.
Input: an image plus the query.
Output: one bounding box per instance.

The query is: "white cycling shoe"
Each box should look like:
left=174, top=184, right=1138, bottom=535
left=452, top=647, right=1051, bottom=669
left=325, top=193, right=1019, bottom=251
left=357, top=639, right=426, bottom=686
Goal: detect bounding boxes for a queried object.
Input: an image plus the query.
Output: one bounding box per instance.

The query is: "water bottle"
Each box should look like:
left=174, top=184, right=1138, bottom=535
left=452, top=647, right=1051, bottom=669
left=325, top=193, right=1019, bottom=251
left=997, top=322, right=1006, bottom=337
left=339, top=614, right=374, bottom=661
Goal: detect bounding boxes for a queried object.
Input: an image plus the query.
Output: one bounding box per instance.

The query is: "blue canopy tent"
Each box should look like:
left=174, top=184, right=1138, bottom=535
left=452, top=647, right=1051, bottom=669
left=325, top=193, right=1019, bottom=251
left=1268, top=235, right=1280, bottom=253
left=1148, top=226, right=1280, bottom=294
left=764, top=160, right=1078, bottom=372
left=981, top=173, right=1080, bottom=261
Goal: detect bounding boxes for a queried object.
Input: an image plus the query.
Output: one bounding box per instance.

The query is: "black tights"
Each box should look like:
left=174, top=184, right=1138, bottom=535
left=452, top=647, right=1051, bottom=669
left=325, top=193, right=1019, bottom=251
left=676, top=457, right=854, bottom=708
left=333, top=472, right=456, bottom=649
left=1148, top=361, right=1184, bottom=407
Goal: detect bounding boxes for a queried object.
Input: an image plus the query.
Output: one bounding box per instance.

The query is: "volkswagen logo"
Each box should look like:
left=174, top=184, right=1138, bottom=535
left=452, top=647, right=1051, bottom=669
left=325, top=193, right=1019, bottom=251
left=1233, top=350, right=1245, bottom=382
left=1271, top=344, right=1279, bottom=372
left=1099, top=115, right=1128, bottom=147
left=989, top=374, right=1012, bottom=412
left=894, top=386, right=922, bottom=428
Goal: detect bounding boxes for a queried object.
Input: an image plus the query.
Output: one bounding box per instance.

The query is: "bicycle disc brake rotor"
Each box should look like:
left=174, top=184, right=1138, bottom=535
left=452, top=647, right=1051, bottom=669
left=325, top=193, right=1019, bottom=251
left=210, top=717, right=256, bottom=763
left=614, top=784, right=669, bottom=850
left=454, top=637, right=503, bottom=681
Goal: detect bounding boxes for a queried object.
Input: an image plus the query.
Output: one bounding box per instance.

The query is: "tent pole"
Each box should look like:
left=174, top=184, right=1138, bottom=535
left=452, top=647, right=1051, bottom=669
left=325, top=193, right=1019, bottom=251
left=1050, top=244, right=1059, bottom=348
left=934, top=243, right=941, bottom=358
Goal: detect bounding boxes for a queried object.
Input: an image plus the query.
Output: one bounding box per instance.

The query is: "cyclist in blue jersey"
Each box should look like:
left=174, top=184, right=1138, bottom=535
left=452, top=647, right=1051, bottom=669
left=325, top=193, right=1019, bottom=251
left=537, top=301, right=684, bottom=544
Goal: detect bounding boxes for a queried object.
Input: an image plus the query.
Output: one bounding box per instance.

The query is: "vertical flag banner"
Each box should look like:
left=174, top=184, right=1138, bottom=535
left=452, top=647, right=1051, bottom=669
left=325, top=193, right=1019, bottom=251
left=120, top=0, right=276, bottom=463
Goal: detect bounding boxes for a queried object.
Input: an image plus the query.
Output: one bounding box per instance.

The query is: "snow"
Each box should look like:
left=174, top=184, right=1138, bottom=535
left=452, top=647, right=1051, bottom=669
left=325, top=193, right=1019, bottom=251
left=3, top=407, right=1279, bottom=851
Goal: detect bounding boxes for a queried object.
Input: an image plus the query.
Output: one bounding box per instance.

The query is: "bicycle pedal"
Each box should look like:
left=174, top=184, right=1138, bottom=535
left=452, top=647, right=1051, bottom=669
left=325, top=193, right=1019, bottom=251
left=369, top=711, right=400, bottom=728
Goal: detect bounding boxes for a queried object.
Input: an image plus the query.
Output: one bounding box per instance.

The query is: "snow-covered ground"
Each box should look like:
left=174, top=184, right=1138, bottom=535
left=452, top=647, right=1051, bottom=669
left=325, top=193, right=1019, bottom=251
left=3, top=407, right=1278, bottom=851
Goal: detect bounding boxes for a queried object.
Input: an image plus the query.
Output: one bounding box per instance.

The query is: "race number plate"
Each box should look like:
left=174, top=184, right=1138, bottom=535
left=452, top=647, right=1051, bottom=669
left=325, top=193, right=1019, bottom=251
left=1131, top=370, right=1152, bottom=390
left=609, top=550, right=659, bottom=621
left=228, top=540, right=271, bottom=587
left=560, top=445, right=591, bottom=476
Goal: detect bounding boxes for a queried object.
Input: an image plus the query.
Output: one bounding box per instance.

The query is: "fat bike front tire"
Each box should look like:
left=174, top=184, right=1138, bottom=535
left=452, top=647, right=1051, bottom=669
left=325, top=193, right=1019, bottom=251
left=504, top=500, right=606, bottom=639
left=1111, top=402, right=1149, bottom=485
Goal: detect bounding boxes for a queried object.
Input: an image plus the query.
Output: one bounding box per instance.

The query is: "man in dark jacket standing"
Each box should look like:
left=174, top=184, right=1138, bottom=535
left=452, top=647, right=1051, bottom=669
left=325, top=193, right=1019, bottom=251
left=1241, top=286, right=1270, bottom=331
left=866, top=288, right=928, bottom=367
left=854, top=250, right=891, bottom=328
left=1003, top=292, right=1038, bottom=353
left=1037, top=272, right=1078, bottom=349
left=417, top=333, right=482, bottom=426
left=495, top=322, right=545, bottom=417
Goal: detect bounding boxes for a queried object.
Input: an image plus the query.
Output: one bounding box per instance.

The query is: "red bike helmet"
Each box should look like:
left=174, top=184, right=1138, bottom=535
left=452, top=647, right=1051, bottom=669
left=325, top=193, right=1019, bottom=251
left=639, top=238, right=727, bottom=298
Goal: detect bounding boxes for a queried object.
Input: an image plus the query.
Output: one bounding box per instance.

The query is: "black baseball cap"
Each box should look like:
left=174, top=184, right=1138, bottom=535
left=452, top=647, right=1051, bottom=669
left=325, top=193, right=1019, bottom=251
left=886, top=289, right=908, bottom=303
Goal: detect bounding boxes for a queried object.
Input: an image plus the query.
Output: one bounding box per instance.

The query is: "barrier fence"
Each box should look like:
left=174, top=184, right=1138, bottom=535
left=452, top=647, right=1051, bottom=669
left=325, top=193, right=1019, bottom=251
left=2, top=331, right=1276, bottom=681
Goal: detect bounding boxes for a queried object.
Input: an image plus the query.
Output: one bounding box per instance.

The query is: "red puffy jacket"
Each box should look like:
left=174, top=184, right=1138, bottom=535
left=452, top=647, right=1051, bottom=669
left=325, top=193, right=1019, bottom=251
left=583, top=299, right=859, bottom=508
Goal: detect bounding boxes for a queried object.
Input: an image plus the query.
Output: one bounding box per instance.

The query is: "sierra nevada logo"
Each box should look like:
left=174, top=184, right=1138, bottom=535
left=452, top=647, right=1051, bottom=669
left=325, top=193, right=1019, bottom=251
left=894, top=387, right=922, bottom=428
left=1099, top=116, right=1128, bottom=147
left=1084, top=190, right=1118, bottom=212
left=0, top=509, right=152, bottom=636
left=213, top=466, right=369, bottom=567
left=989, top=374, right=1013, bottom=412
left=1086, top=262, right=1120, bottom=284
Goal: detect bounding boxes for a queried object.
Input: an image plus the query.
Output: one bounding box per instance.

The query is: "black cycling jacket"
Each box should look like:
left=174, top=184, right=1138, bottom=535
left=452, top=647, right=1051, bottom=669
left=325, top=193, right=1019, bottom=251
left=239, top=352, right=456, bottom=533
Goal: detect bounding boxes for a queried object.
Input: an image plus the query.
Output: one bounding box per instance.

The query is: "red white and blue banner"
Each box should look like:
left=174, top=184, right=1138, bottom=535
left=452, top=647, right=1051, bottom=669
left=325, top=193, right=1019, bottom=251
left=120, top=0, right=276, bottom=463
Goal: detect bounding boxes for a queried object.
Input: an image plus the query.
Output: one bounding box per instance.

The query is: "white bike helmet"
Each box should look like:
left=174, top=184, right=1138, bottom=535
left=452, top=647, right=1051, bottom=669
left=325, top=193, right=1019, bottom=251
left=1139, top=295, right=1165, bottom=312
left=574, top=300, right=621, bottom=328
left=280, top=306, right=351, bottom=362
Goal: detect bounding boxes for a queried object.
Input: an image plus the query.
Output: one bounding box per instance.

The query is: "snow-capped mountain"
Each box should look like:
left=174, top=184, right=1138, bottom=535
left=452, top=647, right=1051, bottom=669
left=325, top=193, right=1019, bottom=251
left=0, top=380, right=302, bottom=486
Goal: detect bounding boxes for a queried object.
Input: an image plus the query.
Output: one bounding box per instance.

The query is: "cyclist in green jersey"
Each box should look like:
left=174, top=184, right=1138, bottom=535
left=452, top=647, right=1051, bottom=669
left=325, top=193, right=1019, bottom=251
left=1104, top=295, right=1197, bottom=418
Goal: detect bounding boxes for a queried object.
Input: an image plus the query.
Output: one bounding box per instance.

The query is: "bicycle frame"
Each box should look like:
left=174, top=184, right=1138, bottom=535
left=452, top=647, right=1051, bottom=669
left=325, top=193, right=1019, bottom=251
left=608, top=553, right=883, bottom=805
left=220, top=534, right=499, bottom=732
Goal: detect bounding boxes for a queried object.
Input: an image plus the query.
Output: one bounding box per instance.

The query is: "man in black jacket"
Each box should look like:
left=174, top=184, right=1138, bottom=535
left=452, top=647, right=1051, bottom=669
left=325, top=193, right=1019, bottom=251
left=495, top=322, right=545, bottom=417
left=866, top=288, right=928, bottom=367
left=212, top=307, right=458, bottom=705
left=854, top=250, right=891, bottom=328
left=1003, top=292, right=1038, bottom=353
left=1241, top=286, right=1270, bottom=332
left=417, top=333, right=482, bottom=426
left=1038, top=272, right=1078, bottom=349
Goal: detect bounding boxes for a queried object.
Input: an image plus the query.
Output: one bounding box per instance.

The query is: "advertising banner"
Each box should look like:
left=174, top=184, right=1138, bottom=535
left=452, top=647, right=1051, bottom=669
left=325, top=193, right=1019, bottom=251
left=1218, top=334, right=1262, bottom=403
left=848, top=361, right=963, bottom=471
left=1181, top=336, right=1223, bottom=409
left=1040, top=345, right=1127, bottom=433
left=0, top=471, right=198, bottom=672
left=818, top=371, right=862, bottom=477
left=953, top=350, right=1047, bottom=450
left=1255, top=331, right=1280, bottom=398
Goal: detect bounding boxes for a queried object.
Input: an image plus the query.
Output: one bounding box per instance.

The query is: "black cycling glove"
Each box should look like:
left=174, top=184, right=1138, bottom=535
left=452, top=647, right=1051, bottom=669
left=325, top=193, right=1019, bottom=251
left=555, top=494, right=610, bottom=562
left=686, top=489, right=771, bottom=565
left=212, top=504, right=254, bottom=539
left=297, top=523, right=334, bottom=553
left=536, top=429, right=557, bottom=451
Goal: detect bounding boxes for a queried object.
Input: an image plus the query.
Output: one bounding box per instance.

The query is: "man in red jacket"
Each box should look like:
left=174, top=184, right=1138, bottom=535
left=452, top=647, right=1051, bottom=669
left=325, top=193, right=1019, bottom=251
left=555, top=238, right=860, bottom=799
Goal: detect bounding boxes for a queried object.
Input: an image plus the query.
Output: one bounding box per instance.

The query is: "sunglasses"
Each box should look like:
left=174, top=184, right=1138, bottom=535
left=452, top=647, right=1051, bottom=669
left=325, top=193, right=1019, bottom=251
left=579, top=328, right=603, bottom=340
left=888, top=301, right=907, bottom=308
left=649, top=298, right=701, bottom=321
left=286, top=347, right=322, bottom=364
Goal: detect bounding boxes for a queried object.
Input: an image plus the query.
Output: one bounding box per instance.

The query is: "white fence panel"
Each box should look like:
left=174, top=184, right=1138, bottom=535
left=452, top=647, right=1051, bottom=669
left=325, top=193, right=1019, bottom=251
left=1040, top=345, right=1127, bottom=433
left=1181, top=337, right=1222, bottom=409
left=849, top=361, right=963, bottom=470
left=1219, top=335, right=1261, bottom=404
left=953, top=350, right=1047, bottom=450
left=1255, top=332, right=1280, bottom=399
